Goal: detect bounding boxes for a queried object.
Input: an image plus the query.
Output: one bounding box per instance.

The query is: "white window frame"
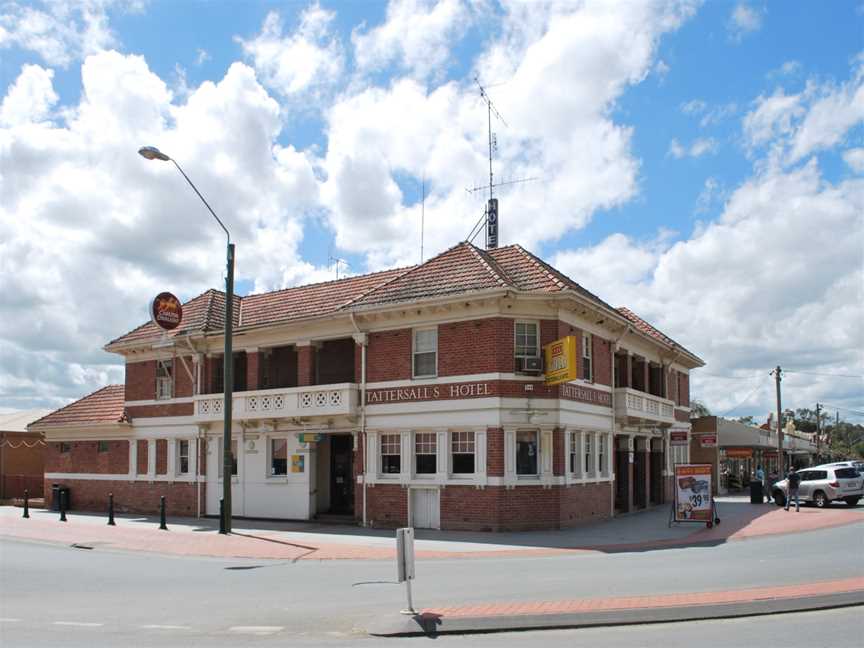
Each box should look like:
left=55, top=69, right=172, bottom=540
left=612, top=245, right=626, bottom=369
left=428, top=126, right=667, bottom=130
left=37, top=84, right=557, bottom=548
left=177, top=439, right=190, bottom=475
left=582, top=333, right=592, bottom=382
left=412, top=328, right=438, bottom=379
left=585, top=432, right=594, bottom=477
left=156, top=359, right=174, bottom=400
left=414, top=432, right=437, bottom=476
left=598, top=433, right=606, bottom=477
left=450, top=431, right=476, bottom=477
left=380, top=433, right=402, bottom=477
left=515, top=429, right=540, bottom=477
left=514, top=320, right=540, bottom=371
left=569, top=430, right=580, bottom=476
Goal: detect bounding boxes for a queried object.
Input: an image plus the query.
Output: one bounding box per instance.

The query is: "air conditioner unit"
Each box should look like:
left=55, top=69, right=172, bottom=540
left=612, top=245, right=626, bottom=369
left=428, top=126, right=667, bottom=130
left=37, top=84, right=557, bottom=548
left=520, top=356, right=543, bottom=374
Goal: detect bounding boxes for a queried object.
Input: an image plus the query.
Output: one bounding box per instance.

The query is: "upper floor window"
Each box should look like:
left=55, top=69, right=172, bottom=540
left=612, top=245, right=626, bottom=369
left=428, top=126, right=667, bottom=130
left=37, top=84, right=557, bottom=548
left=514, top=322, right=539, bottom=371
left=381, top=434, right=401, bottom=474
left=59, top=442, right=71, bottom=454
left=516, top=430, right=538, bottom=476
left=97, top=440, right=109, bottom=453
left=177, top=440, right=190, bottom=475
left=156, top=359, right=173, bottom=400
left=451, top=431, right=475, bottom=474
left=415, top=433, right=437, bottom=474
left=413, top=329, right=437, bottom=378
left=582, top=333, right=592, bottom=381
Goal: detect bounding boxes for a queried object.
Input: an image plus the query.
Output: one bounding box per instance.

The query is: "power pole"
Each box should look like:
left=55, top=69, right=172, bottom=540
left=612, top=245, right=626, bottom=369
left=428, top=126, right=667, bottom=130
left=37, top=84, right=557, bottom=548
left=815, top=402, right=821, bottom=462
left=772, top=366, right=784, bottom=474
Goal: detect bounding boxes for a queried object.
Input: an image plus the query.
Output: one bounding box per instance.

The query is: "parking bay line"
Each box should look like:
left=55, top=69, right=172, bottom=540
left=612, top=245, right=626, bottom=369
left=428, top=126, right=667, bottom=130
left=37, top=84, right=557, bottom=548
left=228, top=626, right=284, bottom=634
left=53, top=621, right=104, bottom=627
left=140, top=624, right=192, bottom=630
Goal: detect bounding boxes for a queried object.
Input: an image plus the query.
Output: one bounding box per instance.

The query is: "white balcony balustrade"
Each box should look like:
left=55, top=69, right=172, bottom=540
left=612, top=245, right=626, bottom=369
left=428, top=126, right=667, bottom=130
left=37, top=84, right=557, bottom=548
left=614, top=387, right=675, bottom=427
left=194, top=383, right=358, bottom=422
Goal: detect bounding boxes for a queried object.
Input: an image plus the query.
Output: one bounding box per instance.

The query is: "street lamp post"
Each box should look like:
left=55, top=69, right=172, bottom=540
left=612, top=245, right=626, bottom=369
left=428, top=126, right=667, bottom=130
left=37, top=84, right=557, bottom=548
left=139, top=146, right=235, bottom=534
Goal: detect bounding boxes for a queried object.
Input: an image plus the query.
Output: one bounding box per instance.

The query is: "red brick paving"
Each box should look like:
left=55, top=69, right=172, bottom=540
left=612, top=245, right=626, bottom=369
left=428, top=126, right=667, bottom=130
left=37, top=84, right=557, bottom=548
left=422, top=577, right=864, bottom=618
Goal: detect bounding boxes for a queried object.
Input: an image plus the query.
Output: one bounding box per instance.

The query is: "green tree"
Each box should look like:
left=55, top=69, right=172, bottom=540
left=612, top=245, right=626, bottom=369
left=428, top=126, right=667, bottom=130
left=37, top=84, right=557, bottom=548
left=689, top=399, right=711, bottom=419
left=736, top=415, right=756, bottom=426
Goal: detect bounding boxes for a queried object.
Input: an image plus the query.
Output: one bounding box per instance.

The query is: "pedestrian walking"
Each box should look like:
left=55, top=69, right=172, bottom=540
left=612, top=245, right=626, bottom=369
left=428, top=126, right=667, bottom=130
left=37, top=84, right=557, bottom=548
left=756, top=465, right=767, bottom=503
left=767, top=468, right=779, bottom=503
left=785, top=468, right=801, bottom=512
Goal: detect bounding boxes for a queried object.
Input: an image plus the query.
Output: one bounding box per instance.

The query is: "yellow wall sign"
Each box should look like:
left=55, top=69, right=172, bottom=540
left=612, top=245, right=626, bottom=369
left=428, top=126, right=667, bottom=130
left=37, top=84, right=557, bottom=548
left=544, top=336, right=578, bottom=385
left=291, top=454, right=305, bottom=473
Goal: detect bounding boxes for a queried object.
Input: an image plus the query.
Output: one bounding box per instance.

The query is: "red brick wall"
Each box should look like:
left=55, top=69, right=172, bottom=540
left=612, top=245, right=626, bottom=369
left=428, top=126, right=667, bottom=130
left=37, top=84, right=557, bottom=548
left=553, top=428, right=565, bottom=476
left=155, top=439, right=167, bottom=475
left=436, top=483, right=613, bottom=531
left=438, top=319, right=512, bottom=376
left=593, top=336, right=612, bottom=386
left=43, top=478, right=197, bottom=516
left=679, top=372, right=690, bottom=407
left=45, top=440, right=128, bottom=474
left=366, top=484, right=408, bottom=527
left=367, top=329, right=412, bottom=381
left=487, top=428, right=504, bottom=476
left=137, top=440, right=148, bottom=474
left=174, top=357, right=193, bottom=397
left=317, top=338, right=355, bottom=384
left=126, top=403, right=194, bottom=418
left=125, top=360, right=156, bottom=401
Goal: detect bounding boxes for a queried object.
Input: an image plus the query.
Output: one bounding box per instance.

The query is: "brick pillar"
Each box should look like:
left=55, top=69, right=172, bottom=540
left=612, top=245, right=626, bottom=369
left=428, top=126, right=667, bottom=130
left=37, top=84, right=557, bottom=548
left=246, top=350, right=260, bottom=391
left=297, top=343, right=316, bottom=387
left=553, top=427, right=565, bottom=476
left=486, top=428, right=504, bottom=476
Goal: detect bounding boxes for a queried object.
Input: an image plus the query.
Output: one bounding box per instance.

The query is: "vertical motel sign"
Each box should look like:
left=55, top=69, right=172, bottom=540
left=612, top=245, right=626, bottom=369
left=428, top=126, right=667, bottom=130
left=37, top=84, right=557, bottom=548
left=544, top=336, right=578, bottom=385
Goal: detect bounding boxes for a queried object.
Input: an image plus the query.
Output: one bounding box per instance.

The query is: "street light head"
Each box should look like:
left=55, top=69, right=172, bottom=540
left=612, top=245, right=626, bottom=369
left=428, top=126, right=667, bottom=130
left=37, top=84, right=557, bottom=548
left=138, top=146, right=170, bottom=162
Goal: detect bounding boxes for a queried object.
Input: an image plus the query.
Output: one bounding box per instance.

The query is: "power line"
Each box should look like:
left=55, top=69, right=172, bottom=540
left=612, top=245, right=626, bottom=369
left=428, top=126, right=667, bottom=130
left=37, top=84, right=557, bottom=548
left=782, top=370, right=864, bottom=379
left=820, top=403, right=864, bottom=417
left=719, top=378, right=768, bottom=416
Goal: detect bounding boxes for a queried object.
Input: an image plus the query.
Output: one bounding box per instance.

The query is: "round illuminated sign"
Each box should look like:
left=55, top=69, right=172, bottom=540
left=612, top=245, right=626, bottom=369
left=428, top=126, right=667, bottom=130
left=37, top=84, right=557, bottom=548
left=151, top=292, right=183, bottom=331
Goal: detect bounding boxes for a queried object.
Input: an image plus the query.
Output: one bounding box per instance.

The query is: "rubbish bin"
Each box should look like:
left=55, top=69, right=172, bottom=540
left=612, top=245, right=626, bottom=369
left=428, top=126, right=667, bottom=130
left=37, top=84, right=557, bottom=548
left=749, top=480, right=764, bottom=504
left=51, top=483, right=60, bottom=511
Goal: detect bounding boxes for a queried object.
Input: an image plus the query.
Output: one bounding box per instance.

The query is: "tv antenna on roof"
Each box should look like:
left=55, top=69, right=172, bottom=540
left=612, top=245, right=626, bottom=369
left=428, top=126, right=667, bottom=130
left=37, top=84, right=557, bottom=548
left=465, top=76, right=537, bottom=250
left=328, top=242, right=348, bottom=280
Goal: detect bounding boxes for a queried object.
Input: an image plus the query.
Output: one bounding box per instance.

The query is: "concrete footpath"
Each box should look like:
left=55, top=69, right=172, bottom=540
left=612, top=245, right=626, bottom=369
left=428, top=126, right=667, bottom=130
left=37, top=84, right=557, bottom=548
left=3, top=498, right=863, bottom=637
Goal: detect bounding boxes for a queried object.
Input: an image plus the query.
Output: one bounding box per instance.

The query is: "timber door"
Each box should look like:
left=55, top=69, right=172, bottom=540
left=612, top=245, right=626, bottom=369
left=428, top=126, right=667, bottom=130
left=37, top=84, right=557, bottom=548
left=634, top=451, right=647, bottom=508
left=329, top=435, right=354, bottom=514
left=410, top=488, right=440, bottom=529
left=614, top=450, right=629, bottom=512
left=650, top=448, right=663, bottom=504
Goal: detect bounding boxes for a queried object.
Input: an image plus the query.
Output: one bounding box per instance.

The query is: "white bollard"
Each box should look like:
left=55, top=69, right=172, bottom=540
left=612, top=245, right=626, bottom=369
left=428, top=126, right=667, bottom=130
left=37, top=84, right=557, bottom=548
left=396, top=527, right=416, bottom=615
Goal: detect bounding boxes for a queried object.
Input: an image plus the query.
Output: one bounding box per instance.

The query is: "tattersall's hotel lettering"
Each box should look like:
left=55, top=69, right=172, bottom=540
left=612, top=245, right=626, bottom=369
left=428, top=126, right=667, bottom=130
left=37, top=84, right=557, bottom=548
left=30, top=242, right=702, bottom=531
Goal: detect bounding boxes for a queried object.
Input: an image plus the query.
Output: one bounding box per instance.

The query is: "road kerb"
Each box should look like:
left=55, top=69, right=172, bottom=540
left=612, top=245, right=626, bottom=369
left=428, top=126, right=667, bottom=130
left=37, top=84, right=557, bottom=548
left=368, top=578, right=864, bottom=636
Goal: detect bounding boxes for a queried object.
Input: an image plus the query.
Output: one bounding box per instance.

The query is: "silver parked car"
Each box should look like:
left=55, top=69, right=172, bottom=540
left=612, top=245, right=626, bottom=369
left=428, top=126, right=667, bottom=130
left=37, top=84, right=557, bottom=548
left=772, top=466, right=863, bottom=508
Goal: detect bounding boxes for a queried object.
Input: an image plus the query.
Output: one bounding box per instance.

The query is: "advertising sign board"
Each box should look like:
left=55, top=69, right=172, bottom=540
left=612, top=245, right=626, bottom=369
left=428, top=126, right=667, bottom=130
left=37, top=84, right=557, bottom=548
left=673, top=464, right=713, bottom=523
left=151, top=292, right=183, bottom=331
left=700, top=434, right=717, bottom=448
left=543, top=336, right=578, bottom=385
left=670, top=431, right=688, bottom=446
left=725, top=448, right=753, bottom=458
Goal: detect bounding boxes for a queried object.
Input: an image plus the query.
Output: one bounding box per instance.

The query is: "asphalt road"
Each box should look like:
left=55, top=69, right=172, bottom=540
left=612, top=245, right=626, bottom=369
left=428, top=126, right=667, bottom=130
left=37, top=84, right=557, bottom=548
left=1, top=519, right=863, bottom=647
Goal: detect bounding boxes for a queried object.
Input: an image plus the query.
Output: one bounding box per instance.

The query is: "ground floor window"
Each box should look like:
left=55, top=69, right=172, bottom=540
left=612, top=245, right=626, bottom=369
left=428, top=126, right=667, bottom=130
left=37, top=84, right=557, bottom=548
left=598, top=434, right=606, bottom=476
left=569, top=431, right=580, bottom=474
left=381, top=433, right=401, bottom=474
left=177, top=439, right=190, bottom=474
left=59, top=442, right=71, bottom=454
left=415, top=432, right=437, bottom=474
left=516, top=430, right=538, bottom=475
left=585, top=433, right=593, bottom=476
left=270, top=439, right=288, bottom=476
left=451, top=431, right=475, bottom=474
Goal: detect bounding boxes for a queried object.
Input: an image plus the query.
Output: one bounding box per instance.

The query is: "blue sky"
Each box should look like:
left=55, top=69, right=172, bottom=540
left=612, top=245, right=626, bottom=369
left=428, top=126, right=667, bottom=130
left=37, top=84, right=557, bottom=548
left=1, top=0, right=862, bottom=421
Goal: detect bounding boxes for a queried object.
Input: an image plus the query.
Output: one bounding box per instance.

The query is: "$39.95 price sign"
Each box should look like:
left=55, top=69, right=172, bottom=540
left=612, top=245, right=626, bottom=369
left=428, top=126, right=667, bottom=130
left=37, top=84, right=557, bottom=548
left=674, top=464, right=712, bottom=522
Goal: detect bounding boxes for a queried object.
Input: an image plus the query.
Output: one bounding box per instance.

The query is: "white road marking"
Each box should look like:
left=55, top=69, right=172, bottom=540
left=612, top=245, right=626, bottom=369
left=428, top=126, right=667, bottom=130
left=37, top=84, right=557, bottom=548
left=228, top=625, right=284, bottom=634
left=53, top=621, right=104, bottom=627
left=140, top=624, right=192, bottom=630
left=0, top=618, right=22, bottom=622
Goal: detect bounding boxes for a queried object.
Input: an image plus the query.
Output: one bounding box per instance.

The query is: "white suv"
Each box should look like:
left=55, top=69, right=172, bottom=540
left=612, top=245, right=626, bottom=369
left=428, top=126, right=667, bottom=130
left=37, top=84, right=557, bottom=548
left=772, top=465, right=863, bottom=508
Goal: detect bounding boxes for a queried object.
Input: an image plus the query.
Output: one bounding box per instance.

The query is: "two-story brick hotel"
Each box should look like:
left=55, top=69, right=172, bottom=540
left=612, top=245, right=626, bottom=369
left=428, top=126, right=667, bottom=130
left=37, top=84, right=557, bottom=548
left=31, top=242, right=702, bottom=531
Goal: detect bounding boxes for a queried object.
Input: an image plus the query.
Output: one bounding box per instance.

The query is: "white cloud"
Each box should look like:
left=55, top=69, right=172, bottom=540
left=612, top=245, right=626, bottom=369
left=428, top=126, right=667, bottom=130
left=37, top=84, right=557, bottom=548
left=352, top=0, right=474, bottom=79
left=668, top=137, right=718, bottom=158
left=843, top=147, right=864, bottom=173
left=744, top=60, right=864, bottom=164
left=0, top=0, right=122, bottom=67
left=681, top=98, right=707, bottom=115
left=0, top=64, right=58, bottom=127
left=238, top=5, right=343, bottom=101
left=728, top=3, right=763, bottom=42
left=195, top=48, right=210, bottom=65
left=0, top=52, right=324, bottom=406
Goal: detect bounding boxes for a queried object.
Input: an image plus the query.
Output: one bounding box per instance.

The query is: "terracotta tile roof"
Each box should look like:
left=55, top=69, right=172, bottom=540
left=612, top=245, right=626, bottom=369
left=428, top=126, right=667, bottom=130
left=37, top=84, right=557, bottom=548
left=28, top=386, right=127, bottom=429
left=347, top=243, right=509, bottom=307
left=241, top=267, right=407, bottom=326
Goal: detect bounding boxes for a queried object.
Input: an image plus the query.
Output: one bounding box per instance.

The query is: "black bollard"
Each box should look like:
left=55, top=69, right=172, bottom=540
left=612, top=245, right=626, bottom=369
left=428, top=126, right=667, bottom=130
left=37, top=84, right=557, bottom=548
left=23, top=489, right=29, bottom=519
left=219, top=498, right=226, bottom=535
left=159, top=495, right=167, bottom=530
left=108, top=492, right=115, bottom=526
left=59, top=489, right=67, bottom=522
